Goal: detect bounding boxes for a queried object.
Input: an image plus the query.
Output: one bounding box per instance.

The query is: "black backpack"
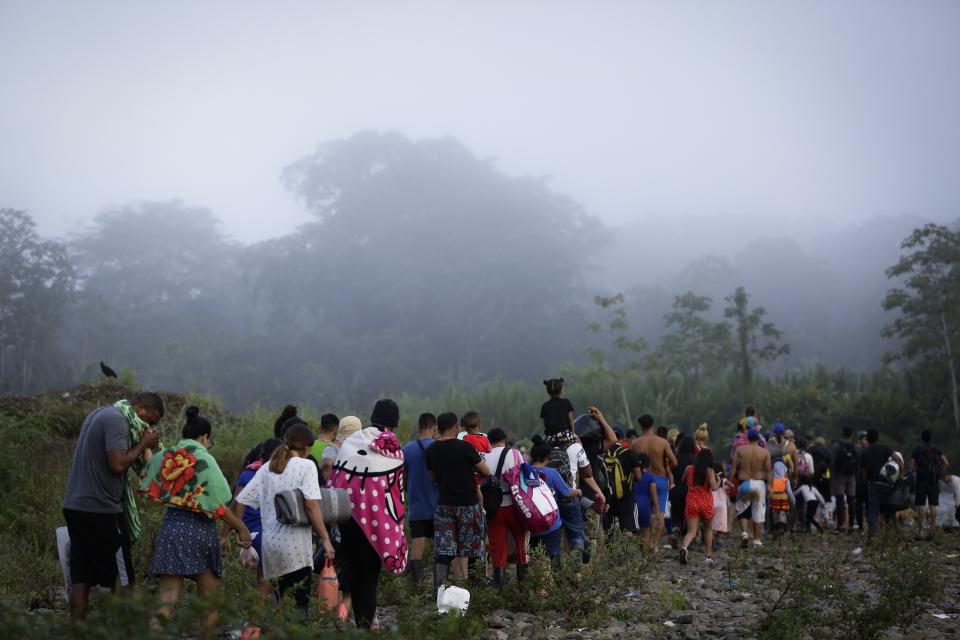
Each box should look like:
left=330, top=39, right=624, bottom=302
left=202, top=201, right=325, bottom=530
left=916, top=444, right=944, bottom=483
left=837, top=442, right=858, bottom=476
left=481, top=447, right=511, bottom=520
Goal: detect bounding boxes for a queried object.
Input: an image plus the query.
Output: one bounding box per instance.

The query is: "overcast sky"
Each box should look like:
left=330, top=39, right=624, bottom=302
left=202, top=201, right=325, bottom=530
left=1, top=1, right=958, bottom=243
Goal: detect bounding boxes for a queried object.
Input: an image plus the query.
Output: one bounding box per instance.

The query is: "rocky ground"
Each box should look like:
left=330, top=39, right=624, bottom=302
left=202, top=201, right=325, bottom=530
left=381, top=526, right=960, bottom=640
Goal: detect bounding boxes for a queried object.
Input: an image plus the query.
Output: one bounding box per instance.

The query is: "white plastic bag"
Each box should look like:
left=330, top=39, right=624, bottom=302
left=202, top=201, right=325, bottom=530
left=238, top=538, right=259, bottom=570
left=56, top=527, right=72, bottom=595
left=436, top=584, right=470, bottom=615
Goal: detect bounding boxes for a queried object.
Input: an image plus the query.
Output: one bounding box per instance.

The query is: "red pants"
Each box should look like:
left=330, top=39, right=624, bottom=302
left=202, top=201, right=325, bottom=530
left=488, top=505, right=527, bottom=569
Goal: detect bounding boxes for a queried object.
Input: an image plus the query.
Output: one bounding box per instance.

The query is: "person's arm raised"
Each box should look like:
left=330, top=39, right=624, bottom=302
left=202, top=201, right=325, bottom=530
left=589, top=406, right=618, bottom=451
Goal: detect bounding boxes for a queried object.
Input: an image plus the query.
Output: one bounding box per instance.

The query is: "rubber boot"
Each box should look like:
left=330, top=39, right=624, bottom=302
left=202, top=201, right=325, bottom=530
left=409, top=559, right=423, bottom=584
left=516, top=564, right=528, bottom=583
left=492, top=568, right=506, bottom=588
left=433, top=562, right=450, bottom=594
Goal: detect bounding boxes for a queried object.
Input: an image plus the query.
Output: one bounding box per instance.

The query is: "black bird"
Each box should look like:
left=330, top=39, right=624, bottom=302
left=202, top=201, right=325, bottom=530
left=100, top=361, right=118, bottom=378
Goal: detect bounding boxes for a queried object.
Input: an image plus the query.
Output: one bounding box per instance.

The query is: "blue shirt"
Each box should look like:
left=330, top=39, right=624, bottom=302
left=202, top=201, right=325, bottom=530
left=634, top=470, right=657, bottom=506
left=236, top=468, right=262, bottom=533
left=534, top=465, right=574, bottom=536
left=403, top=437, right=439, bottom=521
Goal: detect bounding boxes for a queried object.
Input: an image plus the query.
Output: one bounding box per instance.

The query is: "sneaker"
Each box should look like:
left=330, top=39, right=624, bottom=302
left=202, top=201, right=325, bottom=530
left=704, top=556, right=715, bottom=565
left=679, top=548, right=688, bottom=565
left=741, top=533, right=749, bottom=549
left=753, top=539, right=763, bottom=548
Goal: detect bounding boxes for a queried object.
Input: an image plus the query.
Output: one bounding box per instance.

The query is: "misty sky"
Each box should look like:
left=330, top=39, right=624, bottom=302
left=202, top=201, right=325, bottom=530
left=2, top=1, right=958, bottom=243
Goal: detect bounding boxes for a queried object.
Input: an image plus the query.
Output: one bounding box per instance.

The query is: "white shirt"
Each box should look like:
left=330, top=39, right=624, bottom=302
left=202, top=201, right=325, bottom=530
left=483, top=446, right=523, bottom=506
left=798, top=484, right=826, bottom=506
left=565, top=442, right=591, bottom=491
left=236, top=456, right=322, bottom=580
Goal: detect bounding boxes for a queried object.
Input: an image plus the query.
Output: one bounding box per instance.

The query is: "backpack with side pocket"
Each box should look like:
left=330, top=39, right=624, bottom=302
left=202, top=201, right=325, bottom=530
left=547, top=446, right=575, bottom=491
left=916, top=444, right=944, bottom=484
left=604, top=445, right=634, bottom=500
left=480, top=447, right=512, bottom=521
left=837, top=442, right=859, bottom=476
left=503, top=461, right=559, bottom=535
left=590, top=453, right=611, bottom=501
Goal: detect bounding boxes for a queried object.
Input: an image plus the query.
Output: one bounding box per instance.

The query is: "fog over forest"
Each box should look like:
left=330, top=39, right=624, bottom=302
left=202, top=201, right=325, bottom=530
left=2, top=2, right=959, bottom=423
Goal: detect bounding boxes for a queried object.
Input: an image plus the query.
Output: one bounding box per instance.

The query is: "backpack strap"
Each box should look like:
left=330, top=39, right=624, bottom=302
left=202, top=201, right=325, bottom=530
left=416, top=439, right=425, bottom=452
left=494, top=445, right=511, bottom=480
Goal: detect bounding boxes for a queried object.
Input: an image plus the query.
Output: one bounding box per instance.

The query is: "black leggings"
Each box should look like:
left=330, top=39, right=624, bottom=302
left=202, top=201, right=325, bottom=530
left=276, top=566, right=312, bottom=612
left=805, top=501, right=821, bottom=531
left=339, top=518, right=382, bottom=629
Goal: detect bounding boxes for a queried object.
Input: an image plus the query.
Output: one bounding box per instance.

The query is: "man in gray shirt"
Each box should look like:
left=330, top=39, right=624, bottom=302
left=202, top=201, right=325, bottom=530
left=62, top=392, right=163, bottom=620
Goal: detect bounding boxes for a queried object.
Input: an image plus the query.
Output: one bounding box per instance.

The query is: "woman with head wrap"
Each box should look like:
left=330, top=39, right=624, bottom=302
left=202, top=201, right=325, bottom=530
left=139, top=407, right=252, bottom=634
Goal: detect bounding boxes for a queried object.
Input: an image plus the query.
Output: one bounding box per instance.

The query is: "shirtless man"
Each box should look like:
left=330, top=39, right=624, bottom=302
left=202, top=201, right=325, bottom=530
left=631, top=414, right=677, bottom=549
left=730, top=428, right=772, bottom=548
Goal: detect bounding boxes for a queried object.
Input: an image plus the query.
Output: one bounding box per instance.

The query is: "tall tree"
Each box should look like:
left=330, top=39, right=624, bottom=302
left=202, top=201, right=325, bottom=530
left=723, top=286, right=789, bottom=388
left=587, top=293, right=647, bottom=425
left=280, top=131, right=605, bottom=389
left=883, top=223, right=960, bottom=431
left=0, top=209, right=74, bottom=392
left=657, top=292, right=734, bottom=385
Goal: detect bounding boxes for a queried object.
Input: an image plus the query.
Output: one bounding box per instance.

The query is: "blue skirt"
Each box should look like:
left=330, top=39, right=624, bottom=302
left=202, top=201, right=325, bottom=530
left=150, top=508, right=222, bottom=578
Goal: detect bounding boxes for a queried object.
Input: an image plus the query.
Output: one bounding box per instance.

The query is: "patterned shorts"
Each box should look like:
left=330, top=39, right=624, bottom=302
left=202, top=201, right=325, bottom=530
left=434, top=504, right=486, bottom=558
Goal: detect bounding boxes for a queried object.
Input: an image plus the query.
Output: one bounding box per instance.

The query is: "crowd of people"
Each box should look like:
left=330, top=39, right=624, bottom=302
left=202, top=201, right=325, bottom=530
left=59, top=382, right=960, bottom=633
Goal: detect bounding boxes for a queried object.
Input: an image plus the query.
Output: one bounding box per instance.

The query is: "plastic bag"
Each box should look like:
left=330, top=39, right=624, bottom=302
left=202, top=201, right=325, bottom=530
left=238, top=544, right=259, bottom=570
left=317, top=558, right=339, bottom=614
left=437, top=584, right=470, bottom=615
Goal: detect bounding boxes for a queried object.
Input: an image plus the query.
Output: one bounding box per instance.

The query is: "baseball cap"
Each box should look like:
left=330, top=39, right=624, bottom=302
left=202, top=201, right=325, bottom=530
left=773, top=423, right=785, bottom=435
left=747, top=428, right=760, bottom=441
left=856, top=430, right=867, bottom=439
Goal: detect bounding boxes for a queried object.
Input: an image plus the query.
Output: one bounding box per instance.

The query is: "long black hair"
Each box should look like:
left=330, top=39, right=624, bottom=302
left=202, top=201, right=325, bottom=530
left=693, top=448, right=714, bottom=487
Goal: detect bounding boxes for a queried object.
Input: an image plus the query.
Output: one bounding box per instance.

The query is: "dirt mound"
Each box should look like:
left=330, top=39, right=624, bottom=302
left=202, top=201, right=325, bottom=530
left=0, top=382, right=238, bottom=440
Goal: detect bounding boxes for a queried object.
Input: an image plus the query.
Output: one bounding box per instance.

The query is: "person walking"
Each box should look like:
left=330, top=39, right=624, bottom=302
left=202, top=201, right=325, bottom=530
left=730, top=428, right=772, bottom=548
left=911, top=430, right=949, bottom=539
left=529, top=438, right=581, bottom=565
left=483, top=428, right=528, bottom=586
left=328, top=404, right=408, bottom=630
left=829, top=427, right=859, bottom=534
left=232, top=437, right=282, bottom=596
left=679, top=449, right=719, bottom=565
left=632, top=414, right=678, bottom=549
left=426, top=413, right=492, bottom=591
left=61, top=392, right=163, bottom=620
left=860, top=429, right=894, bottom=539
left=311, top=414, right=340, bottom=484
left=402, top=413, right=439, bottom=585
left=140, top=407, right=252, bottom=635
left=669, top=435, right=697, bottom=547
left=234, top=423, right=336, bottom=616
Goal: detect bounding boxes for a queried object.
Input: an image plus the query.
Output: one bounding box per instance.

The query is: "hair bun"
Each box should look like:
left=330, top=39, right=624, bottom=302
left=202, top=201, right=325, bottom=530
left=185, top=405, right=200, bottom=420
left=558, top=377, right=564, bottom=383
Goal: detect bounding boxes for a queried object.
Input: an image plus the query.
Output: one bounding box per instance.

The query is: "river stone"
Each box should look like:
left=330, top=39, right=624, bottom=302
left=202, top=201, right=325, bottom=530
left=482, top=631, right=509, bottom=640
left=486, top=615, right=508, bottom=629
